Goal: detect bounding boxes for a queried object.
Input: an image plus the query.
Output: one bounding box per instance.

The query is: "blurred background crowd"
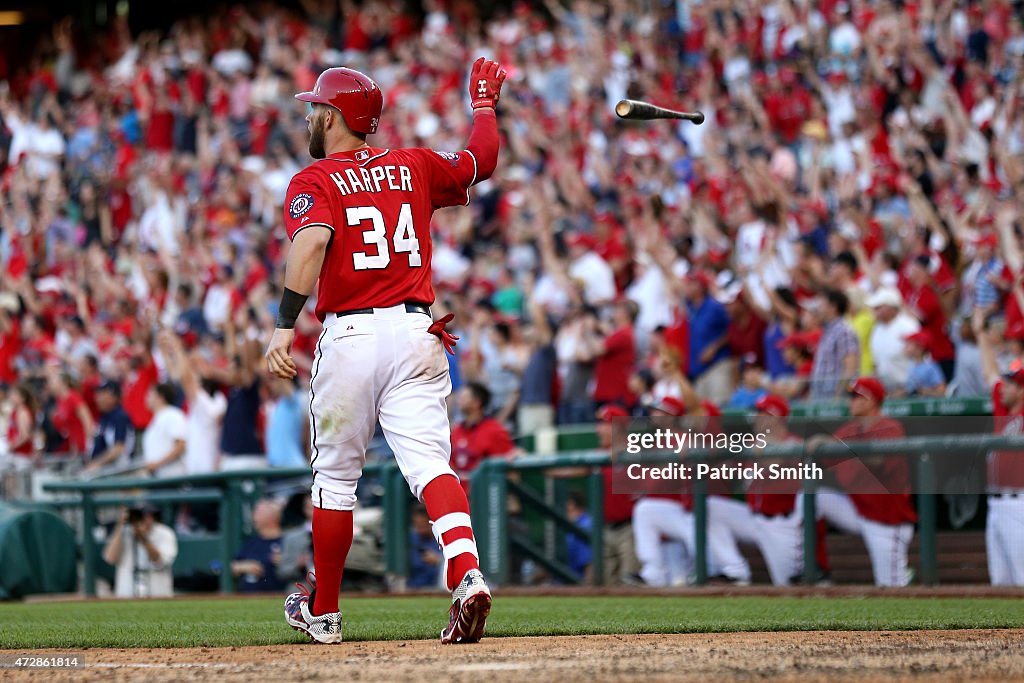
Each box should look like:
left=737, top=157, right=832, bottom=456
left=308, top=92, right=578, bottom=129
left=1, top=0, right=1024, bottom=480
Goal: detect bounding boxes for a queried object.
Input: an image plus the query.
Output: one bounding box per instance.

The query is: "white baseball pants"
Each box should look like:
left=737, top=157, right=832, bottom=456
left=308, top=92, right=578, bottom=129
left=817, top=488, right=913, bottom=587
left=751, top=500, right=804, bottom=586
left=632, top=497, right=694, bottom=587
left=986, top=495, right=1024, bottom=586
left=707, top=496, right=757, bottom=583
left=308, top=305, right=455, bottom=510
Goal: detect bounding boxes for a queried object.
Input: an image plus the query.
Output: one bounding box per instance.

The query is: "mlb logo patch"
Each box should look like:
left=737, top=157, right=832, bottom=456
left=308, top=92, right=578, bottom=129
left=355, top=150, right=370, bottom=161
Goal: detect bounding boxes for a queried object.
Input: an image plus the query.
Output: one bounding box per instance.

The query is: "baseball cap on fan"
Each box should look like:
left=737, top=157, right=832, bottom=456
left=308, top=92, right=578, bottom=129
left=295, top=67, right=384, bottom=135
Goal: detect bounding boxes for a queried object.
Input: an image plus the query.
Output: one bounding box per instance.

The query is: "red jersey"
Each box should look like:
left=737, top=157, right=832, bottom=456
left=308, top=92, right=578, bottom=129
left=603, top=466, right=637, bottom=524
left=0, top=317, right=20, bottom=384
left=283, top=145, right=481, bottom=320
left=592, top=325, right=635, bottom=404
left=52, top=391, right=89, bottom=455
left=123, top=360, right=158, bottom=430
left=746, top=434, right=802, bottom=516
left=450, top=417, right=515, bottom=490
left=989, top=382, right=1024, bottom=490
left=7, top=404, right=33, bottom=456
left=831, top=417, right=917, bottom=525
left=905, top=284, right=955, bottom=362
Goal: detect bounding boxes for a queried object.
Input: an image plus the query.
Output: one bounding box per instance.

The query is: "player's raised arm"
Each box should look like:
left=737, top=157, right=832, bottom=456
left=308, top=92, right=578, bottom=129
left=463, top=57, right=506, bottom=184
left=415, top=57, right=507, bottom=211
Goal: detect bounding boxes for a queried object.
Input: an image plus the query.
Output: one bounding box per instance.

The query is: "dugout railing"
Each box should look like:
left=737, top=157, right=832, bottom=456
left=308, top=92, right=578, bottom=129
left=40, top=433, right=1024, bottom=594
left=42, top=460, right=427, bottom=596
left=469, top=434, right=1024, bottom=587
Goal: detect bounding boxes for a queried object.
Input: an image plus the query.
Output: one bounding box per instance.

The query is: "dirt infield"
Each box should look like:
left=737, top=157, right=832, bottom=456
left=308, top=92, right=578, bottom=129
left=5, top=630, right=1024, bottom=682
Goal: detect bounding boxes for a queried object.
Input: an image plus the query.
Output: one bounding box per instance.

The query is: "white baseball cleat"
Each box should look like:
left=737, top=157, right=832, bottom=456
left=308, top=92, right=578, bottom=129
left=284, top=573, right=343, bottom=644
left=440, top=568, right=491, bottom=644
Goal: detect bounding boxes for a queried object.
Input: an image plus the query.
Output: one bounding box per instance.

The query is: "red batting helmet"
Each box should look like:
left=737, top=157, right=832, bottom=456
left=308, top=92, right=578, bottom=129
left=295, top=67, right=384, bottom=135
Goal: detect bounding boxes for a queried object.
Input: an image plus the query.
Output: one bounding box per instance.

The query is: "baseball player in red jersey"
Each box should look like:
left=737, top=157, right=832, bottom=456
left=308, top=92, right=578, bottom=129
left=813, top=377, right=917, bottom=587
left=746, top=394, right=805, bottom=586
left=985, top=369, right=1024, bottom=585
left=266, top=58, right=506, bottom=644
left=631, top=395, right=697, bottom=586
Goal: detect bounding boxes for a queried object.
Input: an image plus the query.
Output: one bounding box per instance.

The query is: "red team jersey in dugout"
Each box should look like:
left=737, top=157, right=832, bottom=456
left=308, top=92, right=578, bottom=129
left=282, top=146, right=478, bottom=318
left=831, top=417, right=917, bottom=525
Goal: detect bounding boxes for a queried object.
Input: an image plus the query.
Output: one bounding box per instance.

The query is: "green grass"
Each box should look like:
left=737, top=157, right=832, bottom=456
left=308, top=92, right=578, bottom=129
left=0, top=596, right=1022, bottom=649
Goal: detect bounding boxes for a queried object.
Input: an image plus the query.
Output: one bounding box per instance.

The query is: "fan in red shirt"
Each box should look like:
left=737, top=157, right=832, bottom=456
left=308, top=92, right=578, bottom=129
left=812, top=377, right=916, bottom=587
left=48, top=371, right=95, bottom=457
left=904, top=255, right=955, bottom=379
left=726, top=294, right=767, bottom=367
left=763, top=69, right=814, bottom=143
left=6, top=384, right=37, bottom=459
left=121, top=350, right=159, bottom=430
left=0, top=308, right=21, bottom=385
left=449, top=382, right=517, bottom=493
left=587, top=300, right=638, bottom=408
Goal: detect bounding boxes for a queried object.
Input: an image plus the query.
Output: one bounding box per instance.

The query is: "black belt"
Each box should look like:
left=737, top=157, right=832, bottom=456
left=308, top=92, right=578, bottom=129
left=990, top=492, right=1023, bottom=499
left=756, top=510, right=796, bottom=520
left=334, top=302, right=431, bottom=318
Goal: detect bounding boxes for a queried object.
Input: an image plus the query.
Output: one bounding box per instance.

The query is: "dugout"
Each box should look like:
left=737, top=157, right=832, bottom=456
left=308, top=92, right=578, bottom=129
left=0, top=502, right=77, bottom=599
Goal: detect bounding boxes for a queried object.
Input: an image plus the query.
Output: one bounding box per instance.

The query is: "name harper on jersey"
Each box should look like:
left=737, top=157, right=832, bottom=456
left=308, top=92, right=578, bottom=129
left=329, top=166, right=413, bottom=196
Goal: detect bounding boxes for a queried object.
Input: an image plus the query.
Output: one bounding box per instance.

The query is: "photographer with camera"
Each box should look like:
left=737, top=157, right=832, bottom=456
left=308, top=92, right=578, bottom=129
left=102, top=504, right=178, bottom=598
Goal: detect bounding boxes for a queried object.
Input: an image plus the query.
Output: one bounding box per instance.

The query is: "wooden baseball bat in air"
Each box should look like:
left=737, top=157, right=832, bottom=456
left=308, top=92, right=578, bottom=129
left=615, top=99, right=705, bottom=125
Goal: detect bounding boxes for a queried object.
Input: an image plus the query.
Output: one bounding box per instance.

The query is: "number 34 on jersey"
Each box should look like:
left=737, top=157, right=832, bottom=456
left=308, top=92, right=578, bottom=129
left=347, top=204, right=421, bottom=271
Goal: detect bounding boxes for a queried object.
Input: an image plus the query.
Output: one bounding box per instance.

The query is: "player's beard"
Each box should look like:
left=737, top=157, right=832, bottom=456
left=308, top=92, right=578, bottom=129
left=309, top=113, right=327, bottom=159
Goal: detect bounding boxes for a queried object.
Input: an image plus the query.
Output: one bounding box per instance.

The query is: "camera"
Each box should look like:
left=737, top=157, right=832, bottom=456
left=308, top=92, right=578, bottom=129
left=127, top=507, right=148, bottom=524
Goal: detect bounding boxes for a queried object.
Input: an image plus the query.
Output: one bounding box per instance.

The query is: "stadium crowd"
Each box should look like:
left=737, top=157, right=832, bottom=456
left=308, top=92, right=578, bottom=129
left=1, top=0, right=1024, bottom=584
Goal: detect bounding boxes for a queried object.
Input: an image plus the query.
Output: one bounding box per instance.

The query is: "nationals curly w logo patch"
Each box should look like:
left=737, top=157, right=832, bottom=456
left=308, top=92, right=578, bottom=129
left=289, top=193, right=314, bottom=219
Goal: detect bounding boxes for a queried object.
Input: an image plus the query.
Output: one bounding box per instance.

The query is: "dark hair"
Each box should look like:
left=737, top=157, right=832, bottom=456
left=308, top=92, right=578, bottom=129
left=494, top=322, right=512, bottom=342
left=178, top=283, right=193, bottom=300
left=567, top=491, right=585, bottom=509
left=795, top=345, right=815, bottom=361
left=774, top=287, right=798, bottom=310
left=153, top=382, right=178, bottom=406
left=618, top=299, right=640, bottom=322
left=632, top=367, right=655, bottom=392
left=464, top=382, right=491, bottom=411
left=15, top=383, right=39, bottom=416
left=200, top=378, right=221, bottom=397
left=823, top=288, right=849, bottom=316
left=833, top=251, right=857, bottom=273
